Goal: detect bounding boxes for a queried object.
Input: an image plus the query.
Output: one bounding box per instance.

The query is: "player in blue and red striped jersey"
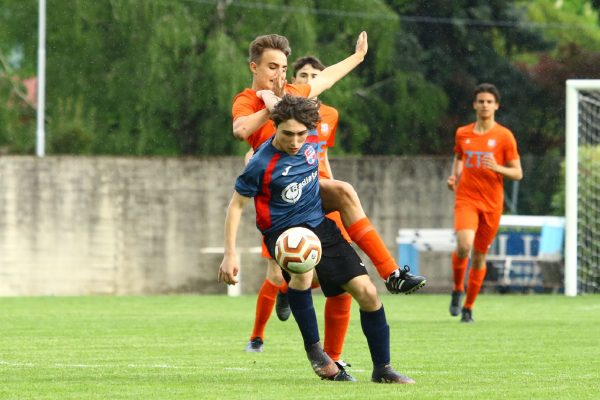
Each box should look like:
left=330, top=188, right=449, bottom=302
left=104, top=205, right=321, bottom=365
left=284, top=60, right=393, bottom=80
left=218, top=95, right=415, bottom=384
left=235, top=33, right=425, bottom=355
left=246, top=56, right=353, bottom=372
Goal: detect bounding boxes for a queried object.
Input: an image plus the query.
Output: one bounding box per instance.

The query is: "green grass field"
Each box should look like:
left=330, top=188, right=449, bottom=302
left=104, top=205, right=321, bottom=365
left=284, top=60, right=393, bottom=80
left=1, top=294, right=599, bottom=399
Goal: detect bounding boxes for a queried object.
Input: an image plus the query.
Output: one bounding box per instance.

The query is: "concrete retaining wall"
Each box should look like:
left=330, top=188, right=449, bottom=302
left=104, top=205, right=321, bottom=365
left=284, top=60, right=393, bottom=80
left=0, top=156, right=454, bottom=296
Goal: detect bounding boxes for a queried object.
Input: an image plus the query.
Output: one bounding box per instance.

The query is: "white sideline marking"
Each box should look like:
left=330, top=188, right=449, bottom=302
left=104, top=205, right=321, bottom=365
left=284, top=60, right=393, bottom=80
left=0, top=360, right=35, bottom=367
left=0, top=360, right=200, bottom=369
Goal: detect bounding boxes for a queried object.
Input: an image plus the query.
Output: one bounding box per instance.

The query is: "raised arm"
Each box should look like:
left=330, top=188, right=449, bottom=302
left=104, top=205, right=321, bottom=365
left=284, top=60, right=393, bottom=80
left=217, top=191, right=251, bottom=285
left=307, top=31, right=368, bottom=98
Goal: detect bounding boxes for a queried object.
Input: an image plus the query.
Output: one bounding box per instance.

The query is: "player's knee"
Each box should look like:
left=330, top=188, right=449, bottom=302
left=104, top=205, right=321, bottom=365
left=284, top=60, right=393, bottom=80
left=471, top=252, right=487, bottom=269
left=456, top=244, right=472, bottom=259
left=320, top=180, right=361, bottom=214
left=266, top=260, right=284, bottom=285
left=268, top=273, right=284, bottom=286
left=289, top=271, right=313, bottom=290
left=336, top=181, right=359, bottom=208
left=352, top=282, right=380, bottom=311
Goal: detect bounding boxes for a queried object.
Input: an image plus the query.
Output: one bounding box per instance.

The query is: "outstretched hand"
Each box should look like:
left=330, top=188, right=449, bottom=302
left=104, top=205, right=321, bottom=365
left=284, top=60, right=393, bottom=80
left=355, top=31, right=368, bottom=58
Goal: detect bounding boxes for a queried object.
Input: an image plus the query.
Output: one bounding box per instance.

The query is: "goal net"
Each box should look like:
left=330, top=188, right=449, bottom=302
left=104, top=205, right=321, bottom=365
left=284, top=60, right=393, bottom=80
left=565, top=80, right=600, bottom=296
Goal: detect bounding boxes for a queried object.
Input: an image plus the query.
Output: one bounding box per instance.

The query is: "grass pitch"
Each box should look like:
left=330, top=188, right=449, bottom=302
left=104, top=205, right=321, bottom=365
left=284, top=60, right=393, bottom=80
left=1, top=294, right=599, bottom=399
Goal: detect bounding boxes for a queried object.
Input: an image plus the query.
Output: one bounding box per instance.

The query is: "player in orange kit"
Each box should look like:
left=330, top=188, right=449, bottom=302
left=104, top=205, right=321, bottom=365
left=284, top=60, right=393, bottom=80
left=446, top=83, right=523, bottom=322
left=233, top=33, right=425, bottom=354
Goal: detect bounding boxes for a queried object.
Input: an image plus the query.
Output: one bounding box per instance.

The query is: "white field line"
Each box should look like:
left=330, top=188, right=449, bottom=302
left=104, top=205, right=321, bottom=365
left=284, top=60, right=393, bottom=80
left=1, top=360, right=363, bottom=373
left=1, top=360, right=369, bottom=373
left=0, top=360, right=204, bottom=369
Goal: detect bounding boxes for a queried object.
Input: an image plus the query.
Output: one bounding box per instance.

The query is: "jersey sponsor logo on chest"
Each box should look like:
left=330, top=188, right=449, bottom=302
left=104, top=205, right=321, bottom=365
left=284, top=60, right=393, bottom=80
left=281, top=170, right=319, bottom=204
left=464, top=150, right=493, bottom=168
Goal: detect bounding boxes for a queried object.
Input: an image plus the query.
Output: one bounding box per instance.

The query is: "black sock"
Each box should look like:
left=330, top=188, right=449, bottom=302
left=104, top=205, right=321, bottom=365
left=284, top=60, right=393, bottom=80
left=360, top=305, right=390, bottom=367
left=287, top=287, right=320, bottom=348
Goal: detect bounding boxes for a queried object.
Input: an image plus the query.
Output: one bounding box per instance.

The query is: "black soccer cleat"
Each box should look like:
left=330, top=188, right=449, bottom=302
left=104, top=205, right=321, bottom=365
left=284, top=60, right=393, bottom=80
left=245, top=337, right=264, bottom=352
left=371, top=364, right=416, bottom=384
left=385, top=265, right=426, bottom=294
left=328, top=360, right=356, bottom=382
left=329, top=368, right=356, bottom=382
left=275, top=292, right=291, bottom=321
left=460, top=307, right=474, bottom=323
left=449, top=290, right=464, bottom=316
left=305, top=342, right=340, bottom=379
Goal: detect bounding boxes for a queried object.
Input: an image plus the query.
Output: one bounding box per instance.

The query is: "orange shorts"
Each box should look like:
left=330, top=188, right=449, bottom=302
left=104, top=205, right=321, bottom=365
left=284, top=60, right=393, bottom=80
left=260, top=211, right=351, bottom=259
left=261, top=237, right=273, bottom=259
left=454, top=202, right=501, bottom=254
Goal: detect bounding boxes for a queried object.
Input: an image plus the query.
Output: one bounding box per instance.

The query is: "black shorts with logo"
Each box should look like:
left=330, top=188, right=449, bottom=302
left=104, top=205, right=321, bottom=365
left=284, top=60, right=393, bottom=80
left=264, top=217, right=368, bottom=297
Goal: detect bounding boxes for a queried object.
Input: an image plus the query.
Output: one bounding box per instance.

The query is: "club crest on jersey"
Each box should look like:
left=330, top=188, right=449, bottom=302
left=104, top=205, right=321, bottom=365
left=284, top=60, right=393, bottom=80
left=321, top=123, right=329, bottom=133
left=304, top=146, right=317, bottom=165
left=487, top=139, right=496, bottom=147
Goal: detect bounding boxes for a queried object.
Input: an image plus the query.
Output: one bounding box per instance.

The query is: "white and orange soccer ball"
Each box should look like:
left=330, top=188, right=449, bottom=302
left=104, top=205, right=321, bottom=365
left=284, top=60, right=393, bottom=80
left=275, top=227, right=322, bottom=274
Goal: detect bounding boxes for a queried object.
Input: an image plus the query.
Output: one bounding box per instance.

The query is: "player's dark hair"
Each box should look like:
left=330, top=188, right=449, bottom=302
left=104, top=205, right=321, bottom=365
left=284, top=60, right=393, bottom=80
left=249, top=34, right=291, bottom=63
left=292, top=56, right=326, bottom=76
left=474, top=83, right=501, bottom=103
left=271, top=95, right=321, bottom=131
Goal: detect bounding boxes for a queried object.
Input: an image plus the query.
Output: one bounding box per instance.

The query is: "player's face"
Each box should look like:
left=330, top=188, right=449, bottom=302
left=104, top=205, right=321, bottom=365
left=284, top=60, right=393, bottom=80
left=292, top=64, right=321, bottom=85
left=473, top=92, right=499, bottom=120
left=273, top=119, right=309, bottom=155
left=250, top=49, right=288, bottom=91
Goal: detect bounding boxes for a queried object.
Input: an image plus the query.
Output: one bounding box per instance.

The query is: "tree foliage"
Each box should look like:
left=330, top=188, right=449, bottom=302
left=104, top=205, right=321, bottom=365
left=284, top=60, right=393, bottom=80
left=0, top=0, right=599, bottom=163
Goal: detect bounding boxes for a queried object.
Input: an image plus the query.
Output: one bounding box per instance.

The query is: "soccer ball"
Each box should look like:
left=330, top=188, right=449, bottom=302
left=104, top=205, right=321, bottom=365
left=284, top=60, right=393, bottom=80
left=275, top=227, right=322, bottom=274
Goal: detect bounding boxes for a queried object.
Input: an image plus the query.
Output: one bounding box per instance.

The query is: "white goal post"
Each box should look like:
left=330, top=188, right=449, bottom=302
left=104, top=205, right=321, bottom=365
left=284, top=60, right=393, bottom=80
left=565, top=79, right=600, bottom=296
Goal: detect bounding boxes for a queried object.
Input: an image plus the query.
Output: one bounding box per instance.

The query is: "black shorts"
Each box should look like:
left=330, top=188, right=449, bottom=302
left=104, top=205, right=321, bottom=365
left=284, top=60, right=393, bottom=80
left=264, top=217, right=368, bottom=297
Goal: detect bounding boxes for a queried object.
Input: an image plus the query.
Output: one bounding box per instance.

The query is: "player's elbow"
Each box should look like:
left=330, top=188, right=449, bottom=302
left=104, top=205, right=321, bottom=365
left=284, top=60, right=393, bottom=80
left=514, top=170, right=523, bottom=181
left=232, top=125, right=248, bottom=141
left=509, top=168, right=523, bottom=181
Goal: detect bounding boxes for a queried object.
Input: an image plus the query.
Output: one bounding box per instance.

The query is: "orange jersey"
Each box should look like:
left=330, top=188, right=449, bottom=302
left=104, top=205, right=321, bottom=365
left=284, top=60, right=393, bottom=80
left=231, top=83, right=311, bottom=150
left=315, top=103, right=348, bottom=240
left=454, top=122, right=520, bottom=212
left=315, top=103, right=339, bottom=179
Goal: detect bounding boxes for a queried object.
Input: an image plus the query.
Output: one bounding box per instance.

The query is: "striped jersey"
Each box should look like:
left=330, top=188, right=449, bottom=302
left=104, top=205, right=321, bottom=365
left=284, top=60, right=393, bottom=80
left=235, top=132, right=324, bottom=234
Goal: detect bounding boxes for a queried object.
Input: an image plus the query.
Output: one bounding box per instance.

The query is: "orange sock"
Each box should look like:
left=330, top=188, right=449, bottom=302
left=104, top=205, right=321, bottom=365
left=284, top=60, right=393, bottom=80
left=452, top=251, right=468, bottom=292
left=250, top=279, right=279, bottom=340
left=464, top=266, right=487, bottom=310
left=279, top=280, right=288, bottom=294
left=323, top=293, right=352, bottom=362
left=347, top=217, right=396, bottom=279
